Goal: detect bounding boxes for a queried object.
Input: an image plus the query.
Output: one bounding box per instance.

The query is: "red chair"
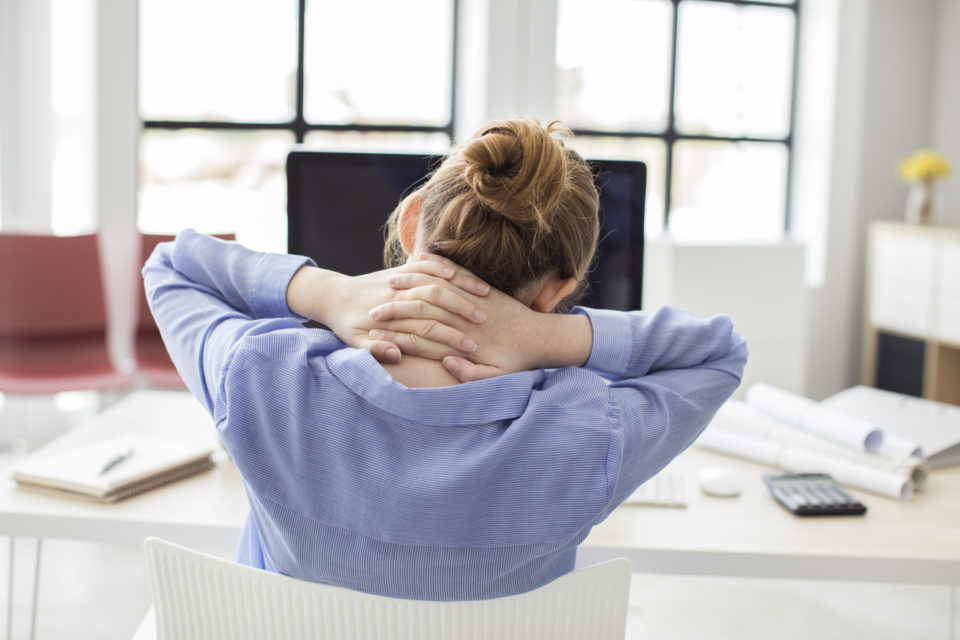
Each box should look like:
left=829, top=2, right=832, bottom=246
left=137, top=233, right=235, bottom=389
left=0, top=233, right=134, bottom=393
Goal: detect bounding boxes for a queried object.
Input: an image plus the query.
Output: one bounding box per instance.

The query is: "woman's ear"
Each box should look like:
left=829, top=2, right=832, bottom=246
left=398, top=195, right=422, bottom=255
left=530, top=277, right=578, bottom=313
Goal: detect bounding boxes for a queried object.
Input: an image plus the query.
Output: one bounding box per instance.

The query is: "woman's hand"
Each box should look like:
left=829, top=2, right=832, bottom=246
left=368, top=255, right=594, bottom=381
left=286, top=255, right=490, bottom=363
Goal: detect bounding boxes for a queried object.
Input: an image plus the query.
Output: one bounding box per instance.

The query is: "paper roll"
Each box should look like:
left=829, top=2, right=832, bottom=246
left=695, top=427, right=782, bottom=467
left=880, top=434, right=924, bottom=459
left=746, top=383, right=884, bottom=453
left=745, top=383, right=811, bottom=424
left=697, top=419, right=916, bottom=500
left=777, top=446, right=913, bottom=500
left=715, top=400, right=928, bottom=490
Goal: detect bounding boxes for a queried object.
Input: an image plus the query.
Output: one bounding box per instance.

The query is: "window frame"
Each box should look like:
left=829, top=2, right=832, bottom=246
left=140, top=0, right=460, bottom=144
left=564, top=0, right=801, bottom=232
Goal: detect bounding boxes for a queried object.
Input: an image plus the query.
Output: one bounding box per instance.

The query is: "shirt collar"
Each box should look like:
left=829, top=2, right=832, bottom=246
left=325, top=348, right=542, bottom=425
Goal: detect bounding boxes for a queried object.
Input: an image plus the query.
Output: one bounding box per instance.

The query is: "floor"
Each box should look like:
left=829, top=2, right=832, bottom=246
left=1, top=393, right=957, bottom=640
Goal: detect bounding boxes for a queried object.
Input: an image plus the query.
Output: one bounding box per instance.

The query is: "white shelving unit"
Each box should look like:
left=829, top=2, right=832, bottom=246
left=863, top=221, right=960, bottom=405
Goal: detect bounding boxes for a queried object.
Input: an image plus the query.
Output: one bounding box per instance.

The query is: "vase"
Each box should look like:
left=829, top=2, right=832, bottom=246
left=905, top=178, right=938, bottom=225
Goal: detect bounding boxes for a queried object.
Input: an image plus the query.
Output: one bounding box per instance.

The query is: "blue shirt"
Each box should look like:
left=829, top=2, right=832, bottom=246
left=143, top=230, right=747, bottom=601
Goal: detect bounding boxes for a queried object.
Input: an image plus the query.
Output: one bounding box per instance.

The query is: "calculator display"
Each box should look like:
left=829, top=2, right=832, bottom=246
left=770, top=477, right=837, bottom=488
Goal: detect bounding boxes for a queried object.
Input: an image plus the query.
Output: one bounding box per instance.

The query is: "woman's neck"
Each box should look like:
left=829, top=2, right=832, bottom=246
left=380, top=355, right=461, bottom=389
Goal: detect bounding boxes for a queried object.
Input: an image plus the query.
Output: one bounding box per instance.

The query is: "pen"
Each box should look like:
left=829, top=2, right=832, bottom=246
left=98, top=446, right=134, bottom=475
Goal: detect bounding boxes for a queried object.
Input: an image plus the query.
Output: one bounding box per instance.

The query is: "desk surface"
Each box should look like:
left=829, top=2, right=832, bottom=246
left=0, top=391, right=247, bottom=549
left=583, top=448, right=960, bottom=585
left=2, top=391, right=958, bottom=585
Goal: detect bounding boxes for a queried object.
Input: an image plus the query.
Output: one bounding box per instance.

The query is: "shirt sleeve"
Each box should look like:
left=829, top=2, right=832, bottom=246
left=577, top=305, right=749, bottom=513
left=141, top=229, right=315, bottom=414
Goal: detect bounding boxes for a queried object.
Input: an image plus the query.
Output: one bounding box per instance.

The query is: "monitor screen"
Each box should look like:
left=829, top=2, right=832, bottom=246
left=286, top=150, right=645, bottom=310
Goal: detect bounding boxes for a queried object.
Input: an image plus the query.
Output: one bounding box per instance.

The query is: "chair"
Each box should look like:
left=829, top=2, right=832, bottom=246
left=135, top=537, right=632, bottom=640
left=0, top=233, right=133, bottom=393
left=135, top=234, right=182, bottom=388
left=136, top=233, right=236, bottom=389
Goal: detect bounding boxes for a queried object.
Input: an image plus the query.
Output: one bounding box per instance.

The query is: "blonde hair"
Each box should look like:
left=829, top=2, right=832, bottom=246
left=384, top=118, right=599, bottom=308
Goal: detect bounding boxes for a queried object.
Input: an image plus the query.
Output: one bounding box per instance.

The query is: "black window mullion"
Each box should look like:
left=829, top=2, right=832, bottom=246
left=294, top=0, right=307, bottom=143
left=568, top=0, right=798, bottom=235
left=783, top=0, right=801, bottom=232
left=572, top=128, right=790, bottom=146
left=446, top=0, right=459, bottom=140
left=140, top=0, right=457, bottom=145
left=693, top=0, right=796, bottom=7
left=664, top=0, right=682, bottom=227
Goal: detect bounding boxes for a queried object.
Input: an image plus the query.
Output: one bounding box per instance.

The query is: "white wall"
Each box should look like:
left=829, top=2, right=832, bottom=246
left=96, top=0, right=140, bottom=372
left=932, top=0, right=960, bottom=224
left=644, top=240, right=809, bottom=398
left=804, top=0, right=943, bottom=400
left=0, top=0, right=53, bottom=232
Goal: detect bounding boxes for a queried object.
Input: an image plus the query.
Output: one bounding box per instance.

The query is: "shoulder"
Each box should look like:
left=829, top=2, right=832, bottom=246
left=212, top=325, right=344, bottom=414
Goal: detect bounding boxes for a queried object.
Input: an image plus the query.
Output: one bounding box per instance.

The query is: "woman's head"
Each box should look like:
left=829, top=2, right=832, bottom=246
left=384, top=118, right=599, bottom=311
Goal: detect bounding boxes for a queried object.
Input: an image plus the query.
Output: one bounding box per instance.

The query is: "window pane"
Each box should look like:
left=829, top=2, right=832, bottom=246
left=303, top=131, right=452, bottom=154
left=556, top=0, right=672, bottom=132
left=140, top=0, right=298, bottom=122
left=671, top=141, right=786, bottom=241
left=675, top=2, right=795, bottom=138
left=566, top=137, right=667, bottom=240
left=304, top=0, right=453, bottom=126
left=138, top=130, right=294, bottom=253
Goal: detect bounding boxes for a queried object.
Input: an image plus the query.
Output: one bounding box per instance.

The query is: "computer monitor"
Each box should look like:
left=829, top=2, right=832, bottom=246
left=286, top=150, right=645, bottom=310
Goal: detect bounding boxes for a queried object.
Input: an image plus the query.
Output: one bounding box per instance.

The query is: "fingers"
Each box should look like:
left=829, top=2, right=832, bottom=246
left=398, top=255, right=490, bottom=297
left=365, top=339, right=402, bottom=364
left=371, top=321, right=476, bottom=354
left=391, top=270, right=490, bottom=299
left=442, top=356, right=504, bottom=382
left=396, top=257, right=455, bottom=280
left=370, top=328, right=469, bottom=361
left=371, top=288, right=485, bottom=324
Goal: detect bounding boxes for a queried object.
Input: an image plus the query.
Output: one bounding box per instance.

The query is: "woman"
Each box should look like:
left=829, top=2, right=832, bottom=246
left=143, top=118, right=747, bottom=601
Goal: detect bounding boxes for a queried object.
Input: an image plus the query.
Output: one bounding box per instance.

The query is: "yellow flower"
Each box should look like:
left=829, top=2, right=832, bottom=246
left=898, top=149, right=951, bottom=182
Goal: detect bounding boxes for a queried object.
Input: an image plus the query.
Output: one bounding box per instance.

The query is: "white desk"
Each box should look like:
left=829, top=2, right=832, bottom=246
left=581, top=449, right=960, bottom=586
left=1, top=391, right=247, bottom=551
left=3, top=391, right=959, bottom=637
left=4, top=390, right=959, bottom=581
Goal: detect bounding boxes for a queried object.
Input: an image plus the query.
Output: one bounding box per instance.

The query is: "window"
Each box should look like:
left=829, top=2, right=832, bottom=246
left=139, top=0, right=457, bottom=252
left=556, top=0, right=799, bottom=240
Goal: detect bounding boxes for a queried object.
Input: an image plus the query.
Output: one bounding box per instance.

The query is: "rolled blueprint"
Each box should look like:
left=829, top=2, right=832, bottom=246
left=746, top=383, right=884, bottom=453
left=714, top=400, right=927, bottom=489
left=777, top=447, right=913, bottom=500
left=695, top=426, right=781, bottom=467
left=878, top=434, right=923, bottom=459
left=696, top=424, right=914, bottom=500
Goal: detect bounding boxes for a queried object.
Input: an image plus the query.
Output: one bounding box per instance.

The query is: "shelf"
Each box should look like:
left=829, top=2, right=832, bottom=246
left=863, top=221, right=960, bottom=406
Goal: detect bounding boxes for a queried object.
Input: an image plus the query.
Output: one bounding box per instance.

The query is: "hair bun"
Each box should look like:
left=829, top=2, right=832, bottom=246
left=461, top=119, right=569, bottom=230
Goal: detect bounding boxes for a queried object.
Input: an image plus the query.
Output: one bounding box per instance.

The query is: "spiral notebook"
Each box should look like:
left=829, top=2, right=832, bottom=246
left=12, top=435, right=216, bottom=503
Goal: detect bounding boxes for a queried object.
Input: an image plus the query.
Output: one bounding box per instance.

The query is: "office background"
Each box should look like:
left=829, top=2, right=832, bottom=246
left=1, top=0, right=958, bottom=407
left=0, top=1, right=959, bottom=638
left=3, top=0, right=959, bottom=411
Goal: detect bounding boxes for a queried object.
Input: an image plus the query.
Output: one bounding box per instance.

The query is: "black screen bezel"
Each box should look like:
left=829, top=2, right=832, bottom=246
left=286, top=149, right=646, bottom=309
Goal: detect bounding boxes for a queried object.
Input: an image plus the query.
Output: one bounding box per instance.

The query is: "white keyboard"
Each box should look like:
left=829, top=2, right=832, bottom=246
left=625, top=473, right=688, bottom=508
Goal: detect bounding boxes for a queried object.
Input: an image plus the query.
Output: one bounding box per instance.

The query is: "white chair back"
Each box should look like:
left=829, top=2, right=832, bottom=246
left=142, top=537, right=631, bottom=640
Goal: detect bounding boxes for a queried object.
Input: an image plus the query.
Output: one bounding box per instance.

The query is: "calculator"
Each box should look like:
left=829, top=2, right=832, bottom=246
left=764, top=473, right=867, bottom=516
